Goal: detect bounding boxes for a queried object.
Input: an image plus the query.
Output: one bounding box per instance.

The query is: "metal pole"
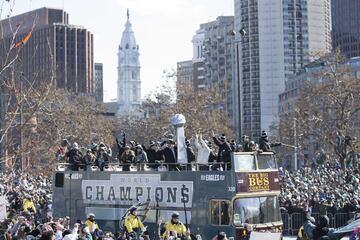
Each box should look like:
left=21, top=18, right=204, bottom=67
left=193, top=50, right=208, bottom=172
left=294, top=118, right=297, bottom=171
left=20, top=76, right=24, bottom=171
left=236, top=42, right=242, bottom=138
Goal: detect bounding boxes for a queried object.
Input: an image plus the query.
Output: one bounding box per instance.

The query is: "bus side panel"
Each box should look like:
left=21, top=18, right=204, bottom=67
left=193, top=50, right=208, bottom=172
left=190, top=171, right=237, bottom=239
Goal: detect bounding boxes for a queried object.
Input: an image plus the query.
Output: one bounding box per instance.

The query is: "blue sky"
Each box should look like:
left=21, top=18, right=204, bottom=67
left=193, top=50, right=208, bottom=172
left=5, top=0, right=233, bottom=102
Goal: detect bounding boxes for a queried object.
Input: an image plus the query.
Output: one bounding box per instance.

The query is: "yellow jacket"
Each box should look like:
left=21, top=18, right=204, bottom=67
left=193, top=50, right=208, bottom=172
left=85, top=219, right=99, bottom=233
left=23, top=199, right=36, bottom=213
left=162, top=221, right=188, bottom=239
left=124, top=214, right=145, bottom=233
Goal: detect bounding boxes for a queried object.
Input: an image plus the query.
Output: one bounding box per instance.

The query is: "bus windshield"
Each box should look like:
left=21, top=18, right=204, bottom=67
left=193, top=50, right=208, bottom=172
left=256, top=155, right=277, bottom=170
left=233, top=154, right=256, bottom=171
left=233, top=196, right=281, bottom=226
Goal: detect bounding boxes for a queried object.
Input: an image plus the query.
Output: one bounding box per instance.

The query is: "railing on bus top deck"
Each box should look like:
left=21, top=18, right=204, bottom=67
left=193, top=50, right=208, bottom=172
left=55, top=152, right=278, bottom=172
left=54, top=162, right=232, bottom=172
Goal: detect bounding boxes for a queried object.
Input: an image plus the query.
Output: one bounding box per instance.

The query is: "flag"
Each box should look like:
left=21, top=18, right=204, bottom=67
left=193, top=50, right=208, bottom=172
left=14, top=31, right=32, bottom=48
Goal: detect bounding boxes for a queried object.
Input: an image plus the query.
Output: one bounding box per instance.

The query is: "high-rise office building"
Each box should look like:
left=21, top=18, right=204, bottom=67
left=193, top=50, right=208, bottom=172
left=0, top=7, right=95, bottom=94
left=197, top=16, right=237, bottom=130
left=0, top=7, right=95, bottom=170
left=234, top=0, right=330, bottom=139
left=332, top=0, right=360, bottom=58
left=191, top=28, right=207, bottom=90
left=95, top=63, right=103, bottom=102
left=177, top=60, right=194, bottom=86
left=117, top=9, right=141, bottom=113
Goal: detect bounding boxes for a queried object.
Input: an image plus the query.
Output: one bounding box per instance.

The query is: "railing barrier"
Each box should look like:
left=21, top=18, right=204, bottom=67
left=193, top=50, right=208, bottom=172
left=282, top=212, right=352, bottom=235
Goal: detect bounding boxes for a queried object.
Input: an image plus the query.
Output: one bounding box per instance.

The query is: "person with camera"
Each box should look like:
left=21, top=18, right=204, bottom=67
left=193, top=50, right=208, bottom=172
left=162, top=212, right=190, bottom=240
left=124, top=206, right=146, bottom=239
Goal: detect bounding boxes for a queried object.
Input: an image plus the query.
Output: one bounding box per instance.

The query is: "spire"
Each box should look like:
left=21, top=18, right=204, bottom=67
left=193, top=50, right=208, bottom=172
left=120, top=8, right=138, bottom=51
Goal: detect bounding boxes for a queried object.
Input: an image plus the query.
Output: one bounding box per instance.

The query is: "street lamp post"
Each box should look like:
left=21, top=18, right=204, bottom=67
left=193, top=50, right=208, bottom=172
left=281, top=117, right=298, bottom=171
left=230, top=28, right=247, bottom=139
left=294, top=118, right=298, bottom=171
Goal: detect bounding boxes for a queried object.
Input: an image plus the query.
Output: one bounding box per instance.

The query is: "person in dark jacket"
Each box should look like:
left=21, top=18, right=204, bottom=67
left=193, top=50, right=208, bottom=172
left=146, top=141, right=164, bottom=169
left=185, top=139, right=196, bottom=168
left=312, top=216, right=330, bottom=240
left=259, top=130, right=272, bottom=152
left=163, top=140, right=177, bottom=171
left=82, top=149, right=96, bottom=170
left=212, top=131, right=232, bottom=170
left=116, top=133, right=126, bottom=160
left=66, top=142, right=83, bottom=171
left=207, top=141, right=219, bottom=170
left=95, top=146, right=110, bottom=171
left=90, top=142, right=98, bottom=158
left=230, top=139, right=239, bottom=152
left=120, top=146, right=135, bottom=171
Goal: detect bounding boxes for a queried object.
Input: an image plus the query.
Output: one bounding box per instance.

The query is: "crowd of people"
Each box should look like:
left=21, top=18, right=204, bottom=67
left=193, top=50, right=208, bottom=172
left=59, top=130, right=276, bottom=172
left=0, top=171, right=54, bottom=239
left=2, top=129, right=360, bottom=239
left=279, top=162, right=360, bottom=216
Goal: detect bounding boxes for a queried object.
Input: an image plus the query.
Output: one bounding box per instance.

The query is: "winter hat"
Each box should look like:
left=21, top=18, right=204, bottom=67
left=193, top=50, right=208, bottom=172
left=73, top=142, right=79, bottom=149
left=261, top=130, right=268, bottom=138
left=171, top=212, right=180, bottom=218
left=90, top=143, right=97, bottom=150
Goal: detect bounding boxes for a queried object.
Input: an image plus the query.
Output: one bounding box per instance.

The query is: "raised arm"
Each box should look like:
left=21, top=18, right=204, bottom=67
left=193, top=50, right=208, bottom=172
left=194, top=134, right=201, bottom=149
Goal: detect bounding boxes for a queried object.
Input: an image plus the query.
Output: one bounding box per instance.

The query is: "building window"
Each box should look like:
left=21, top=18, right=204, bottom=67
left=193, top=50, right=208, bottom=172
left=132, top=71, right=137, bottom=80
left=210, top=200, right=230, bottom=225
left=132, top=86, right=137, bottom=101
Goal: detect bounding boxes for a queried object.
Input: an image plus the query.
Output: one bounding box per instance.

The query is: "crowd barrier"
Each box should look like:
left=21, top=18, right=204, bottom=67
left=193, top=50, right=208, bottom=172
left=281, top=212, right=353, bottom=235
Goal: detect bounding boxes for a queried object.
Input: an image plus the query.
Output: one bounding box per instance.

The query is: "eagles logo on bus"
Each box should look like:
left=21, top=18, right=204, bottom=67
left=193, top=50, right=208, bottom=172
left=236, top=171, right=280, bottom=193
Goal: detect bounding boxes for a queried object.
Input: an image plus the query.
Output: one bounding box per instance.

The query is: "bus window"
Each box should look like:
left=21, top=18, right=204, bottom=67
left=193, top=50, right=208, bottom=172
left=256, top=155, right=277, bottom=170
left=233, top=196, right=281, bottom=226
left=233, top=154, right=256, bottom=171
left=210, top=200, right=230, bottom=225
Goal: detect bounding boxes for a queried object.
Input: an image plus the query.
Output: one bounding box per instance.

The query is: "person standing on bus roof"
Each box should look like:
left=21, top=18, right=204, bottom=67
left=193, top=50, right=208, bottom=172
left=194, top=134, right=211, bottom=170
left=163, top=139, right=177, bottom=171
left=212, top=131, right=232, bottom=170
left=135, top=144, right=148, bottom=171
left=124, top=206, right=146, bottom=238
left=119, top=146, right=135, bottom=171
left=146, top=141, right=164, bottom=169
left=185, top=139, right=196, bottom=170
left=66, top=142, right=83, bottom=171
left=162, top=212, right=190, bottom=240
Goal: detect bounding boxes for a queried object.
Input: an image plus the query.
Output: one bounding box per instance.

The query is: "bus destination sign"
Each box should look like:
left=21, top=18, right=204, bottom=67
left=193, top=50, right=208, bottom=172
left=236, top=171, right=280, bottom=193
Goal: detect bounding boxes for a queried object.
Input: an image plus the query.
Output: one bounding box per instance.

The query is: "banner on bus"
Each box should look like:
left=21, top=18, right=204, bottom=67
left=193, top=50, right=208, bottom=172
left=236, top=171, right=280, bottom=193
left=82, top=174, right=194, bottom=208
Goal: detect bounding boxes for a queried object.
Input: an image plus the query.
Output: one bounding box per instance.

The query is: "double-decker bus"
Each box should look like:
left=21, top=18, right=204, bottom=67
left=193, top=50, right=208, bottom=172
left=52, top=152, right=283, bottom=239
